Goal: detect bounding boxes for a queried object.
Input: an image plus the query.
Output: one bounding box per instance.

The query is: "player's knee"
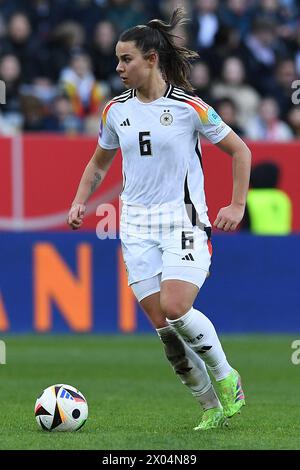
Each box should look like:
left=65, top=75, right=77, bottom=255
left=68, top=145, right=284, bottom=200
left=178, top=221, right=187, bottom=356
left=160, top=298, right=191, bottom=320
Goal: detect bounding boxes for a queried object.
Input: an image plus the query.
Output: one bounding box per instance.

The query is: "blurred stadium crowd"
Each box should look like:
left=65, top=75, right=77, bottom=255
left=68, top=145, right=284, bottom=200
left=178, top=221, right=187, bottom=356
left=0, top=0, right=300, bottom=140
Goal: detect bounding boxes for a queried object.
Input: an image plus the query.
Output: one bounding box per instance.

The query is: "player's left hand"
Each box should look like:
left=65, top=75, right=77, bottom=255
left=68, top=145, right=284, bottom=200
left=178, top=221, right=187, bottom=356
left=213, top=203, right=245, bottom=232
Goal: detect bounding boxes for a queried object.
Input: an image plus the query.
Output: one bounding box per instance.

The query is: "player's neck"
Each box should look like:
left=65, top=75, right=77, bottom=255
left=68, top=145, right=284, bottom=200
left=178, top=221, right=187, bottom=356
left=136, top=76, right=168, bottom=103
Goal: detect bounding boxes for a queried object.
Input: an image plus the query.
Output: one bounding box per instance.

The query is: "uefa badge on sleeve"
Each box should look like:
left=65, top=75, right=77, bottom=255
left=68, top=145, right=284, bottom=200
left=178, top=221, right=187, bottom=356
left=207, top=107, right=222, bottom=125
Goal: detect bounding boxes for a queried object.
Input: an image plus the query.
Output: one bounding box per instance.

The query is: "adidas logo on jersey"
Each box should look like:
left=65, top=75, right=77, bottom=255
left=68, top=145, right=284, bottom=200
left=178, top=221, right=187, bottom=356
left=182, top=253, right=194, bottom=261
left=120, top=118, right=130, bottom=126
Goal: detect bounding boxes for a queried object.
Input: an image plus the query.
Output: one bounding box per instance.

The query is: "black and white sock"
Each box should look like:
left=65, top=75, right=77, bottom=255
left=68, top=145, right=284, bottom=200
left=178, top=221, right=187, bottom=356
left=156, top=325, right=221, bottom=410
left=167, top=307, right=232, bottom=381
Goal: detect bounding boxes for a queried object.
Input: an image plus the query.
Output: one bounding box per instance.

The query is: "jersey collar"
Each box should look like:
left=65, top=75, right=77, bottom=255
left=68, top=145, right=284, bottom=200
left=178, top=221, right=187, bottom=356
left=133, top=83, right=173, bottom=100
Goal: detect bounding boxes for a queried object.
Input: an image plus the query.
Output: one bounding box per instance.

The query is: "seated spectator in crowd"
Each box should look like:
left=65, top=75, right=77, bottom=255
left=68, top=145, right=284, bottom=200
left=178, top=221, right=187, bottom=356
left=219, top=0, right=255, bottom=39
left=287, top=106, right=300, bottom=138
left=200, top=24, right=241, bottom=78
left=1, top=12, right=45, bottom=82
left=214, top=97, right=245, bottom=137
left=67, top=0, right=105, bottom=40
left=190, top=0, right=220, bottom=51
left=292, top=26, right=300, bottom=76
left=240, top=18, right=286, bottom=95
left=0, top=54, right=22, bottom=130
left=20, top=94, right=45, bottom=131
left=59, top=50, right=108, bottom=118
left=103, top=0, right=148, bottom=34
left=246, top=97, right=293, bottom=141
left=269, top=58, right=298, bottom=119
left=19, top=77, right=58, bottom=107
left=42, top=95, right=83, bottom=134
left=256, top=0, right=299, bottom=41
left=190, top=60, right=214, bottom=104
left=89, top=20, right=122, bottom=94
left=22, top=0, right=72, bottom=42
left=46, top=21, right=86, bottom=81
left=211, top=56, right=260, bottom=129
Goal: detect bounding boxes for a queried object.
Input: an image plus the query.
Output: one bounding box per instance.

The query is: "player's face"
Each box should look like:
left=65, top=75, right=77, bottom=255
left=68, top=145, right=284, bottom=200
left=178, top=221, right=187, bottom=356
left=116, top=41, right=154, bottom=89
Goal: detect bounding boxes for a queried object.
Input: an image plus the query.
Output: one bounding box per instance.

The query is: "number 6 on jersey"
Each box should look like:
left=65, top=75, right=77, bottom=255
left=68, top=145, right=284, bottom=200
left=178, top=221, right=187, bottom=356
left=139, top=131, right=152, bottom=156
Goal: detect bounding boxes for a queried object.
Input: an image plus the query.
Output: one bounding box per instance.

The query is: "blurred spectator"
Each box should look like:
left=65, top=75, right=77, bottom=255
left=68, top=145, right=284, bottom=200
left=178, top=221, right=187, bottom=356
left=211, top=56, right=260, bottom=129
left=190, top=0, right=220, bottom=51
left=67, top=0, right=105, bottom=40
left=291, top=26, right=300, bottom=76
left=220, top=0, right=255, bottom=39
left=256, top=0, right=282, bottom=25
left=1, top=12, right=45, bottom=82
left=0, top=54, right=21, bottom=114
left=20, top=94, right=45, bottom=131
left=241, top=161, right=292, bottom=234
left=46, top=21, right=86, bottom=81
left=59, top=50, right=108, bottom=118
left=214, top=97, right=245, bottom=137
left=89, top=21, right=117, bottom=81
left=241, top=18, right=286, bottom=95
left=19, top=77, right=58, bottom=106
left=190, top=61, right=214, bottom=104
left=200, top=25, right=241, bottom=77
left=256, top=0, right=299, bottom=40
left=269, top=58, right=297, bottom=119
left=103, top=0, right=147, bottom=34
left=246, top=97, right=293, bottom=141
left=22, top=0, right=71, bottom=42
left=286, top=105, right=300, bottom=138
left=42, top=95, right=83, bottom=134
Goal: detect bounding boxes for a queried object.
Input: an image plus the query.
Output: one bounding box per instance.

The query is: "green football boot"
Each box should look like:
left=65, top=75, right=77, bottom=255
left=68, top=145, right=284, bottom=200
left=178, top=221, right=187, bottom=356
left=217, top=369, right=245, bottom=418
left=194, top=407, right=227, bottom=431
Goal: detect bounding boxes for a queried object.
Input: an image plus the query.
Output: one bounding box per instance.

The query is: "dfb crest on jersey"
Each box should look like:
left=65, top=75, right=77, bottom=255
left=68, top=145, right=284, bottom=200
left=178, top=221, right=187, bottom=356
left=160, top=110, right=173, bottom=126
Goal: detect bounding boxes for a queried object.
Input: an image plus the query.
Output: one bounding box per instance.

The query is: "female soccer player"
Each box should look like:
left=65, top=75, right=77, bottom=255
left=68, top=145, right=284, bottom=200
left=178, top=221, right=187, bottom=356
left=68, top=8, right=251, bottom=430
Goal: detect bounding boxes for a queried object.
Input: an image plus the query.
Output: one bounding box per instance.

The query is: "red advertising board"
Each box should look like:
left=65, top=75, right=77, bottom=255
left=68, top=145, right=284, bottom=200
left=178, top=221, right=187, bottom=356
left=0, top=136, right=299, bottom=231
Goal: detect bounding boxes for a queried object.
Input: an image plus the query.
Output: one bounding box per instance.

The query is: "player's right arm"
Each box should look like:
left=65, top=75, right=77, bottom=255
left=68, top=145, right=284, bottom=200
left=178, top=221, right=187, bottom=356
left=67, top=145, right=117, bottom=230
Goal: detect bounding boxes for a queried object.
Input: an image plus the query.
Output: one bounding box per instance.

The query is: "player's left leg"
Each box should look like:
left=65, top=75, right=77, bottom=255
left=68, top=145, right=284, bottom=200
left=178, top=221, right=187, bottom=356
left=160, top=280, right=245, bottom=418
left=160, top=228, right=245, bottom=419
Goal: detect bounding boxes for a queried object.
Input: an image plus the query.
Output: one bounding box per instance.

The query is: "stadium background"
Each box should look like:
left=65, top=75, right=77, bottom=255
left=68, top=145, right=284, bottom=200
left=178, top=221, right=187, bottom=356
left=1, top=0, right=300, bottom=452
left=0, top=0, right=299, bottom=334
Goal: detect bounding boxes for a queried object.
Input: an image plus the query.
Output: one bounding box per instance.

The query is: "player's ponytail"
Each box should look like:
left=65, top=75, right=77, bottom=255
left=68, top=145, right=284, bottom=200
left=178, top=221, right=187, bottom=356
left=119, top=8, right=198, bottom=92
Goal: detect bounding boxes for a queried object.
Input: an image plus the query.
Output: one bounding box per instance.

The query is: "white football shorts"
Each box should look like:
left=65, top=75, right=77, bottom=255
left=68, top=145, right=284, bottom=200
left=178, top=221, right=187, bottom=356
left=120, top=225, right=212, bottom=302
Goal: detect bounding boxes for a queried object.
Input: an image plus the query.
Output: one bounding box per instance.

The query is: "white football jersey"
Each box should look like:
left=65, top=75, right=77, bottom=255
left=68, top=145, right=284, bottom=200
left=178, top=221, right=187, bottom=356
left=98, top=84, right=232, bottom=228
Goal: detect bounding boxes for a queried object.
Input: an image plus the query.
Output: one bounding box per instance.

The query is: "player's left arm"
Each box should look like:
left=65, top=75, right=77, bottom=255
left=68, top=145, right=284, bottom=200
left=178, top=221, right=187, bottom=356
left=214, top=130, right=252, bottom=232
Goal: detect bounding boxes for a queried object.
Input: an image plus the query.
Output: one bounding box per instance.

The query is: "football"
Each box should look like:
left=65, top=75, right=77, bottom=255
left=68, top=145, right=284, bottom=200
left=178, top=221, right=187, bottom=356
left=34, top=384, right=88, bottom=432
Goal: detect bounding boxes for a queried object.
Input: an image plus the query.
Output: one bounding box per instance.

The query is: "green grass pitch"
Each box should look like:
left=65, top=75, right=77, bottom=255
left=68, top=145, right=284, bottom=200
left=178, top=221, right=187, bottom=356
left=0, top=334, right=299, bottom=450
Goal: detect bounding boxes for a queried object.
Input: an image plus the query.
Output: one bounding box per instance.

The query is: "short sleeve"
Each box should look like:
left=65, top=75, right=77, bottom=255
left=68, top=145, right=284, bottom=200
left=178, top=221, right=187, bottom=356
left=98, top=102, right=120, bottom=150
left=190, top=99, right=232, bottom=144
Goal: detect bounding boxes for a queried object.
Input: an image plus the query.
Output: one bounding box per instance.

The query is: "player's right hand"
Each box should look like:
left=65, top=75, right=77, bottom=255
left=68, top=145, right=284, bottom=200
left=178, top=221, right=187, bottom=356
left=67, top=203, right=86, bottom=230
